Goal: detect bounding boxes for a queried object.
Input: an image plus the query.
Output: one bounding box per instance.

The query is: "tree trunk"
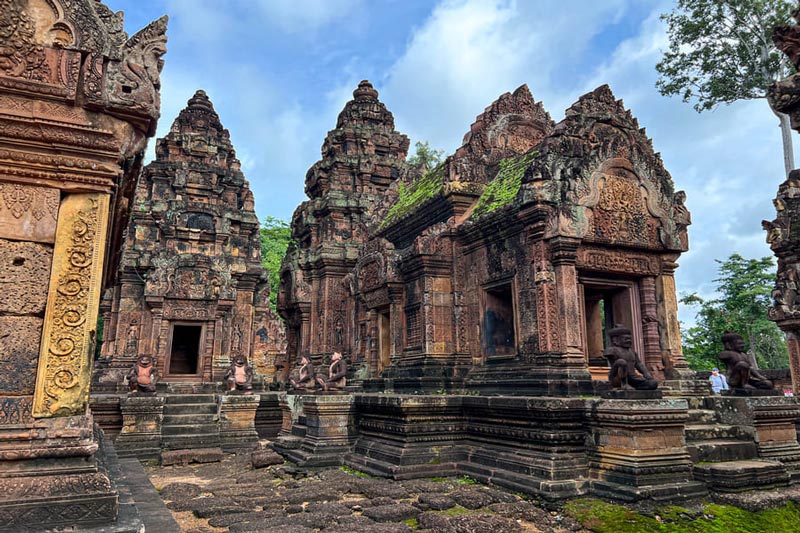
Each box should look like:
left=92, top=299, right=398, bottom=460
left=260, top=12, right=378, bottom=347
left=773, top=108, right=795, bottom=176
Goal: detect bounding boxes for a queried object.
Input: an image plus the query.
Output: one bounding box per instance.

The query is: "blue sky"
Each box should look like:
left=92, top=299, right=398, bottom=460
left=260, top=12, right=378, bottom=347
left=107, top=0, right=796, bottom=326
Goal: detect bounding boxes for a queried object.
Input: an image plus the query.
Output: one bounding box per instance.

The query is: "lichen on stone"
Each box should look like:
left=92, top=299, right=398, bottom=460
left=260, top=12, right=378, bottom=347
left=380, top=162, right=445, bottom=228
left=470, top=150, right=537, bottom=219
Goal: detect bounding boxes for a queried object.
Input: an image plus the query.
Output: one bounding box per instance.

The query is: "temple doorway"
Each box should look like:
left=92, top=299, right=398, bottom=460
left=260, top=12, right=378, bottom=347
left=579, top=277, right=643, bottom=374
left=167, top=324, right=203, bottom=377
left=482, top=282, right=516, bottom=360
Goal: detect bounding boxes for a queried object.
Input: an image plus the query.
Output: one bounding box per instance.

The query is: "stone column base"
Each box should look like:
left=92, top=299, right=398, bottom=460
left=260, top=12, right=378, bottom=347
left=0, top=416, right=125, bottom=530
left=219, top=394, right=260, bottom=452
left=588, top=398, right=707, bottom=502
left=283, top=394, right=356, bottom=467
left=115, top=395, right=165, bottom=460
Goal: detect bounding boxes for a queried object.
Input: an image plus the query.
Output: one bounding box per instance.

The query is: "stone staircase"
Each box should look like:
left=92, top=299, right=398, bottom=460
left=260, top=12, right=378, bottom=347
left=685, top=397, right=789, bottom=492
left=161, top=393, right=221, bottom=451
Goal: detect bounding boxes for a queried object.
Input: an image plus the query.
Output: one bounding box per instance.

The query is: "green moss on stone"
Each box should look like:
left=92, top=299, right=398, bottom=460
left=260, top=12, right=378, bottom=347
left=471, top=151, right=537, bottom=218
left=402, top=517, right=420, bottom=529
left=564, top=498, right=800, bottom=533
left=380, top=163, right=445, bottom=229
left=339, top=465, right=372, bottom=478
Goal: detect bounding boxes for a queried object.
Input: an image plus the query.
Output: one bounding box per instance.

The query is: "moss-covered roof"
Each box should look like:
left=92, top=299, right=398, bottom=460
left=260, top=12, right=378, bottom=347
left=380, top=162, right=445, bottom=229
left=470, top=150, right=536, bottom=219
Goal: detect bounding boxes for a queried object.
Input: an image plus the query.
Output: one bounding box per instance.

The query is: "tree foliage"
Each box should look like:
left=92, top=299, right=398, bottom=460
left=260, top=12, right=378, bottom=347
left=680, top=253, right=788, bottom=370
left=656, top=0, right=796, bottom=172
left=260, top=216, right=292, bottom=312
left=407, top=140, right=445, bottom=172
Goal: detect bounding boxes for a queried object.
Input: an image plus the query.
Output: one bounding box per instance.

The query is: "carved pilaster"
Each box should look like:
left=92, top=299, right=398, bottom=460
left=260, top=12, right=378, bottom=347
left=33, top=193, right=110, bottom=418
left=550, top=237, right=585, bottom=366
left=659, top=259, right=688, bottom=371
left=639, top=277, right=663, bottom=378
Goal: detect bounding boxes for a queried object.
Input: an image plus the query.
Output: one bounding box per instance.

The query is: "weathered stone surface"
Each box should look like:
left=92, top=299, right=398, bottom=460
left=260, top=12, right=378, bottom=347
left=415, top=492, right=456, bottom=511
left=0, top=239, right=52, bottom=315
left=0, top=316, right=41, bottom=395
left=0, top=185, right=59, bottom=244
left=362, top=503, right=420, bottom=522
left=251, top=448, right=284, bottom=468
left=158, top=482, right=202, bottom=501
left=161, top=447, right=224, bottom=466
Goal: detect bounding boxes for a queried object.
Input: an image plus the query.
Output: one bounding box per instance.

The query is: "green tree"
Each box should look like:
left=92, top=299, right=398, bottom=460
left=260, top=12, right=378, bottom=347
left=656, top=0, right=797, bottom=174
left=680, top=253, right=788, bottom=369
left=407, top=140, right=445, bottom=172
left=260, top=216, right=292, bottom=312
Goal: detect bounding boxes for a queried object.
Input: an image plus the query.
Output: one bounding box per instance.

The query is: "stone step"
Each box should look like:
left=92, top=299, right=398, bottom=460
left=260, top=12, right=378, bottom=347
left=162, top=413, right=218, bottom=426
left=685, top=424, right=753, bottom=441
left=687, top=409, right=717, bottom=424
left=163, top=403, right=218, bottom=416
left=693, top=460, right=789, bottom=492
left=162, top=433, right=221, bottom=450
left=164, top=394, right=217, bottom=404
left=161, top=424, right=219, bottom=436
left=687, top=440, right=758, bottom=463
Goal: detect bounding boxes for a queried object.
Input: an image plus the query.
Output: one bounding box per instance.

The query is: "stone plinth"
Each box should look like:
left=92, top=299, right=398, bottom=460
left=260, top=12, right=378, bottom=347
left=0, top=416, right=119, bottom=530
left=460, top=396, right=589, bottom=500
left=345, top=394, right=466, bottom=478
left=219, top=394, right=260, bottom=452
left=255, top=392, right=283, bottom=439
left=693, top=460, right=789, bottom=492
left=115, top=395, right=165, bottom=460
left=280, top=394, right=357, bottom=467
left=587, top=398, right=706, bottom=502
left=711, top=396, right=800, bottom=480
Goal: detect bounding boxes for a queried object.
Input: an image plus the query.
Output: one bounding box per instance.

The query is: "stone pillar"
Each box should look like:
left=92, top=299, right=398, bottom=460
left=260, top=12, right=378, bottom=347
left=114, top=395, right=165, bottom=461
left=550, top=237, right=586, bottom=367
left=639, top=276, right=663, bottom=379
left=658, top=259, right=691, bottom=377
left=219, top=394, right=260, bottom=452
left=588, top=398, right=706, bottom=502
left=788, top=331, right=800, bottom=396
left=286, top=394, right=357, bottom=467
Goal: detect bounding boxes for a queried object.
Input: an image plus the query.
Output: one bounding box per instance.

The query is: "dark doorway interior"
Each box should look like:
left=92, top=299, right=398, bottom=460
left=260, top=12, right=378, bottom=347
left=169, top=325, right=201, bottom=374
left=379, top=310, right=391, bottom=373
left=482, top=283, right=516, bottom=359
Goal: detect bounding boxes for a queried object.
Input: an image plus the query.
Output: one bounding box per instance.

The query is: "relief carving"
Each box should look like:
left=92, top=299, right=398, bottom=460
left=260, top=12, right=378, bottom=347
left=33, top=193, right=110, bottom=417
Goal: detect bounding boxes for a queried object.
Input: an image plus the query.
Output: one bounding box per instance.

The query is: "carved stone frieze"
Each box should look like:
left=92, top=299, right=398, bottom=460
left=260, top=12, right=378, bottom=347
left=33, top=193, right=109, bottom=417
left=0, top=183, right=59, bottom=243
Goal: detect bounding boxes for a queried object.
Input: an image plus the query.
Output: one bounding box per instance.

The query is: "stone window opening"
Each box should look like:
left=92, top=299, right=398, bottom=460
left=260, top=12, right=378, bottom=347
left=580, top=277, right=644, bottom=372
left=167, top=323, right=203, bottom=376
left=405, top=305, right=421, bottom=349
left=481, top=281, right=516, bottom=360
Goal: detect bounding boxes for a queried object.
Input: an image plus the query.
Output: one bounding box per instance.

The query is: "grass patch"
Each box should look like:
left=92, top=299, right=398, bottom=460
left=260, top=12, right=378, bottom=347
left=564, top=498, right=800, bottom=533
left=339, top=465, right=372, bottom=478
left=456, top=475, right=478, bottom=485
left=471, top=151, right=536, bottom=218
left=402, top=517, right=419, bottom=529
left=427, top=477, right=449, bottom=483
left=438, top=505, right=476, bottom=517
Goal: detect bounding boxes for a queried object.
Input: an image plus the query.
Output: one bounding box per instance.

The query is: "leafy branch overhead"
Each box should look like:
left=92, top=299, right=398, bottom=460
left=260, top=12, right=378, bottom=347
left=656, top=0, right=797, bottom=173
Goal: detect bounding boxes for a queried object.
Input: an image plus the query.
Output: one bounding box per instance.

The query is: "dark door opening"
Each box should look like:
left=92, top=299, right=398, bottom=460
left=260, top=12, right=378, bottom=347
left=169, top=325, right=202, bottom=375
left=482, top=283, right=516, bottom=359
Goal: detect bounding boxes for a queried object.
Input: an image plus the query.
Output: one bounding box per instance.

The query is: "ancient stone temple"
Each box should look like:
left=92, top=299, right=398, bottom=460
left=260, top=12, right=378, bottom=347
left=275, top=80, right=800, bottom=504
left=0, top=0, right=165, bottom=529
left=278, top=80, right=412, bottom=381
left=767, top=9, right=800, bottom=394
left=280, top=81, right=692, bottom=394
left=97, top=90, right=286, bottom=385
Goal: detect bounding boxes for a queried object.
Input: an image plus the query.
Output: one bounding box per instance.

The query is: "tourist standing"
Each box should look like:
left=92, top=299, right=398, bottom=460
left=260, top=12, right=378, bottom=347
left=709, top=367, right=728, bottom=393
